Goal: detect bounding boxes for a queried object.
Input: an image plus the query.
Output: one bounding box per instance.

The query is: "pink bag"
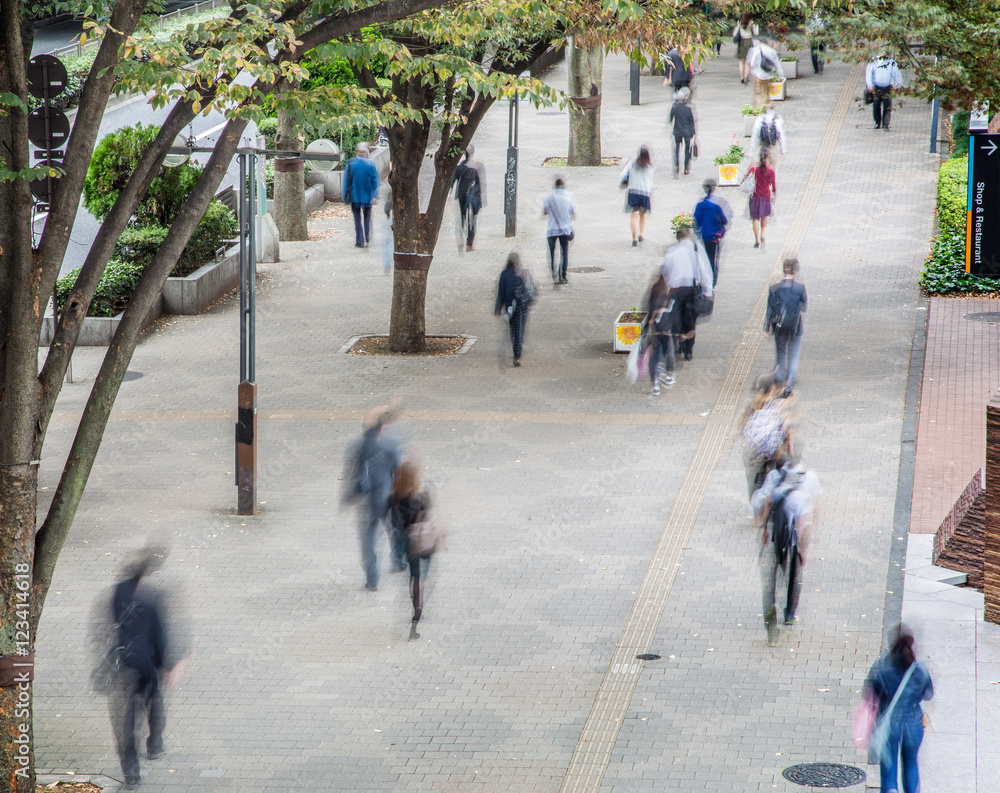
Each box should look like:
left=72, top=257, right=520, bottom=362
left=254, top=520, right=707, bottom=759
left=852, top=693, right=877, bottom=751
left=638, top=346, right=651, bottom=378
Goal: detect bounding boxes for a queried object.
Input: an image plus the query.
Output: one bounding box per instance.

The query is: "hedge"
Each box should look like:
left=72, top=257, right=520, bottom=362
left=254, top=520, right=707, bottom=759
left=936, top=156, right=968, bottom=237
left=56, top=259, right=145, bottom=318
left=951, top=111, right=970, bottom=159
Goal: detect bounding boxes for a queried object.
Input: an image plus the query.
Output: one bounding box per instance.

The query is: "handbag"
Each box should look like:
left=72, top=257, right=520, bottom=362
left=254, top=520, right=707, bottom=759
left=619, top=171, right=630, bottom=190
left=694, top=292, right=714, bottom=318
left=407, top=510, right=445, bottom=558
left=732, top=27, right=741, bottom=45
left=853, top=692, right=878, bottom=751
left=868, top=663, right=917, bottom=764
left=692, top=140, right=699, bottom=159
left=864, top=88, right=874, bottom=105
left=739, top=166, right=757, bottom=198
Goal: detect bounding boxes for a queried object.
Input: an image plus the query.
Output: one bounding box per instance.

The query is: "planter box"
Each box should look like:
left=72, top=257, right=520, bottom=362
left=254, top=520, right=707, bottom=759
left=780, top=59, right=798, bottom=79
left=39, top=293, right=163, bottom=347
left=614, top=310, right=646, bottom=353
left=768, top=79, right=787, bottom=101
left=717, top=163, right=741, bottom=186
left=743, top=115, right=760, bottom=137
left=161, top=245, right=240, bottom=316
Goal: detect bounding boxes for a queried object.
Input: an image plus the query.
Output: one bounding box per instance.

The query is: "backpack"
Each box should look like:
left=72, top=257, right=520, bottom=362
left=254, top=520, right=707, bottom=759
left=743, top=401, right=784, bottom=461
left=769, top=468, right=802, bottom=566
left=771, top=283, right=802, bottom=334
left=515, top=269, right=536, bottom=307
left=760, top=118, right=779, bottom=147
left=759, top=50, right=778, bottom=77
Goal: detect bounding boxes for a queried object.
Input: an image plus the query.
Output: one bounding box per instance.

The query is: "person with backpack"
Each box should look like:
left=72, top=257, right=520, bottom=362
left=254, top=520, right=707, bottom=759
left=693, top=177, right=733, bottom=286
left=740, top=147, right=777, bottom=248
left=659, top=227, right=713, bottom=362
left=388, top=460, right=438, bottom=639
left=746, top=39, right=784, bottom=108
left=750, top=104, right=786, bottom=157
left=764, top=258, right=807, bottom=397
left=861, top=626, right=934, bottom=793
left=495, top=252, right=535, bottom=366
left=453, top=146, right=486, bottom=251
left=751, top=461, right=820, bottom=645
left=741, top=373, right=795, bottom=497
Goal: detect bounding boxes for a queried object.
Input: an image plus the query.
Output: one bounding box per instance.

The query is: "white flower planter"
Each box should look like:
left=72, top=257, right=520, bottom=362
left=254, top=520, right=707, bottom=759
left=768, top=79, right=787, bottom=101
left=743, top=115, right=760, bottom=137
left=717, top=163, right=741, bottom=186
left=781, top=59, right=798, bottom=79
left=614, top=310, right=646, bottom=353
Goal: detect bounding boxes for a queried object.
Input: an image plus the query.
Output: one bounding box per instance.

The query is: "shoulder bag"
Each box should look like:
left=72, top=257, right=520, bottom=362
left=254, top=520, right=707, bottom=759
left=740, top=166, right=757, bottom=198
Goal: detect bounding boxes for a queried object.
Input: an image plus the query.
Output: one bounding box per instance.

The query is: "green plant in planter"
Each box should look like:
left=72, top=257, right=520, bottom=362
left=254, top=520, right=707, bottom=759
left=670, top=211, right=694, bottom=233
left=741, top=104, right=765, bottom=117
left=713, top=144, right=745, bottom=166
left=56, top=260, right=146, bottom=318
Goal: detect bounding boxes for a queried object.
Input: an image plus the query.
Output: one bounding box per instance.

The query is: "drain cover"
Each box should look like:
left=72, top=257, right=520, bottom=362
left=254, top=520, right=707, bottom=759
left=123, top=371, right=144, bottom=382
left=782, top=763, right=866, bottom=788
left=568, top=266, right=605, bottom=273
left=635, top=653, right=661, bottom=661
left=965, top=312, right=1000, bottom=323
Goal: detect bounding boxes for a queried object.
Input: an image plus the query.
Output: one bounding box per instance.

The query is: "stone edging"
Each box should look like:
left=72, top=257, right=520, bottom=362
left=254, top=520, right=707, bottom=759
left=37, top=773, right=121, bottom=791
left=337, top=334, right=477, bottom=356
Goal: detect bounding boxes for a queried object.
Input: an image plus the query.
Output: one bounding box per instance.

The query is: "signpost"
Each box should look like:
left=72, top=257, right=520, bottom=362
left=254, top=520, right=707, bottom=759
left=966, top=133, right=1000, bottom=275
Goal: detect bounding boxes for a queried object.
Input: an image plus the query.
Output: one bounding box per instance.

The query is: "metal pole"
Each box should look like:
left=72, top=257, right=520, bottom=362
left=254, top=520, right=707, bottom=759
left=236, top=150, right=257, bottom=515
left=248, top=152, right=257, bottom=383
left=238, top=153, right=248, bottom=382
left=504, top=92, right=519, bottom=237
left=630, top=60, right=640, bottom=106
left=930, top=97, right=940, bottom=154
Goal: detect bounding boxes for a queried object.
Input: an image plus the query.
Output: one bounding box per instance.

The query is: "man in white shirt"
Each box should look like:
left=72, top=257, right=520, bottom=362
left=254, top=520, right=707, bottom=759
left=750, top=104, right=787, bottom=156
left=865, top=55, right=903, bottom=130
left=542, top=178, right=577, bottom=285
left=659, top=228, right=713, bottom=361
left=746, top=41, right=784, bottom=108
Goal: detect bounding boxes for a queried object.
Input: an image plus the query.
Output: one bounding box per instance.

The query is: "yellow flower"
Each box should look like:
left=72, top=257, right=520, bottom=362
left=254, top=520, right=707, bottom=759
left=616, top=324, right=641, bottom=346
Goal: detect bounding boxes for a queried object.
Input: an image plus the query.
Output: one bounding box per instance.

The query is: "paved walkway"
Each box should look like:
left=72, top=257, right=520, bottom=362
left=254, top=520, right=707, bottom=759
left=34, top=44, right=950, bottom=793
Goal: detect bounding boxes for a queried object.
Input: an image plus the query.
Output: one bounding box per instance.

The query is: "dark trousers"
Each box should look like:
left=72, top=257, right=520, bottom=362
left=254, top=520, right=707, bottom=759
left=672, top=285, right=698, bottom=357
left=703, top=238, right=720, bottom=286
left=762, top=543, right=802, bottom=623
left=459, top=200, right=479, bottom=247
left=547, top=234, right=570, bottom=280
left=872, top=87, right=892, bottom=129
left=110, top=672, right=165, bottom=782
left=810, top=44, right=825, bottom=73
left=508, top=307, right=528, bottom=360
left=673, top=135, right=692, bottom=173
left=649, top=333, right=675, bottom=382
left=351, top=203, right=372, bottom=246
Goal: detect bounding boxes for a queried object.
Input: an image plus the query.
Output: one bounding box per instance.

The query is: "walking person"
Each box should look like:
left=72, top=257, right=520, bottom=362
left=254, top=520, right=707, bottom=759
left=495, top=252, right=535, bottom=366
left=693, top=177, right=732, bottom=286
left=343, top=404, right=404, bottom=590
left=862, top=626, right=934, bottom=793
left=747, top=39, right=784, bottom=108
left=342, top=142, right=380, bottom=248
left=749, top=103, right=787, bottom=157
left=662, top=46, right=693, bottom=91
left=669, top=87, right=696, bottom=178
left=741, top=373, right=795, bottom=498
left=388, top=460, right=436, bottom=639
left=644, top=273, right=677, bottom=396
left=866, top=54, right=903, bottom=130
left=542, top=178, right=576, bottom=285
left=620, top=145, right=654, bottom=247
left=453, top=145, right=486, bottom=251
left=741, top=147, right=777, bottom=248
left=751, top=461, right=820, bottom=645
left=806, top=13, right=827, bottom=74
left=733, top=13, right=759, bottom=83
left=764, top=258, right=807, bottom=397
left=660, top=227, right=713, bottom=361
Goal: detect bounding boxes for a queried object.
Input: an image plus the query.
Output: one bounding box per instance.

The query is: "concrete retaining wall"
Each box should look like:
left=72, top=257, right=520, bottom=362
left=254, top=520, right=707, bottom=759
left=39, top=293, right=163, bottom=347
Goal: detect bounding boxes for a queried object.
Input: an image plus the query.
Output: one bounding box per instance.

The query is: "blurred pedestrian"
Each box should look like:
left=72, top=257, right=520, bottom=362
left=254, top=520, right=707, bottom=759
left=662, top=46, right=693, bottom=91
left=747, top=39, right=784, bottom=108
left=669, top=87, right=696, bottom=178
left=865, top=54, right=903, bottom=131
left=100, top=550, right=186, bottom=790
left=644, top=273, right=677, bottom=395
left=453, top=145, right=486, bottom=251
left=660, top=227, right=713, bottom=361
left=343, top=403, right=404, bottom=590
left=806, top=13, right=827, bottom=74
left=741, top=147, right=777, bottom=248
left=342, top=142, right=379, bottom=248
left=742, top=373, right=795, bottom=498
left=751, top=461, right=820, bottom=645
left=693, top=177, right=733, bottom=286
left=733, top=13, right=759, bottom=83
left=495, top=252, right=535, bottom=366
left=542, top=178, right=576, bottom=285
left=750, top=103, right=787, bottom=157
left=620, top=145, right=654, bottom=246
left=862, top=626, right=934, bottom=793
left=764, top=258, right=807, bottom=397
left=389, top=460, right=437, bottom=639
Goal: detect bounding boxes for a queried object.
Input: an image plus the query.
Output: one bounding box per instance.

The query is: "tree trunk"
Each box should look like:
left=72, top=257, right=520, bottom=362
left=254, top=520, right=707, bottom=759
left=273, top=84, right=308, bottom=241
left=567, top=38, right=603, bottom=166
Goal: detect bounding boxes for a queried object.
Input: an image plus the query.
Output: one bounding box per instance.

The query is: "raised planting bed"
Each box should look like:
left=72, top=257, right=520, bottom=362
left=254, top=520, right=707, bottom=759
left=614, top=311, right=646, bottom=353
left=161, top=244, right=240, bottom=316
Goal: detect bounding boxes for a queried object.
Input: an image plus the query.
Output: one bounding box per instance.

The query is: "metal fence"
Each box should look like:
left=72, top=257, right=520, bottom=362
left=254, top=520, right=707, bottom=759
left=45, top=0, right=228, bottom=59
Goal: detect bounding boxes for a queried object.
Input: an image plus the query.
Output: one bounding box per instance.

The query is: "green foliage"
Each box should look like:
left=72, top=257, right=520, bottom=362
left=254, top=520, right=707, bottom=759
left=113, top=225, right=169, bottom=268
left=741, top=103, right=765, bottom=117
left=936, top=156, right=968, bottom=237
left=56, top=260, right=146, bottom=318
left=920, top=231, right=1000, bottom=295
left=84, top=123, right=202, bottom=226
left=176, top=200, right=238, bottom=276
left=257, top=117, right=278, bottom=149
left=951, top=111, right=970, bottom=159
left=713, top=143, right=745, bottom=165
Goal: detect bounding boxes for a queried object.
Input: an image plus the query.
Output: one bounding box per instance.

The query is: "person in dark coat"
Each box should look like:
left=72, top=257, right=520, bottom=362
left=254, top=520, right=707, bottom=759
left=343, top=403, right=404, bottom=590
left=453, top=146, right=486, bottom=251
left=495, top=252, right=533, bottom=367
left=668, top=88, right=696, bottom=177
left=389, top=460, right=433, bottom=638
left=764, top=258, right=807, bottom=397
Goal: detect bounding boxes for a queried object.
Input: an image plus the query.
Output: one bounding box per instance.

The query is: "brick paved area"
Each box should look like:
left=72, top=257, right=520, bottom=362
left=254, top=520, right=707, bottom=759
left=33, top=44, right=939, bottom=793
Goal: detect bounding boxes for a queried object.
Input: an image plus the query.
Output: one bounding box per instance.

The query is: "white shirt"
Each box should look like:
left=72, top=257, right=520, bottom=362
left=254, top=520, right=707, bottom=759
left=542, top=188, right=576, bottom=237
left=660, top=239, right=713, bottom=297
left=751, top=110, right=787, bottom=155
left=621, top=161, right=654, bottom=196
left=748, top=43, right=785, bottom=82
left=866, top=58, right=903, bottom=90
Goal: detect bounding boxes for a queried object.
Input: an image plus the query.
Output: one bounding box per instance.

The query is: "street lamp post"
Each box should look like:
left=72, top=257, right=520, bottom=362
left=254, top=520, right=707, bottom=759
left=504, top=92, right=519, bottom=237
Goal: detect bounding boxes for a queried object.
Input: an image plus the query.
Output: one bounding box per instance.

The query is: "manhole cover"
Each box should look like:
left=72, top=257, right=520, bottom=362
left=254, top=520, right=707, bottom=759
left=568, top=266, right=605, bottom=273
left=635, top=653, right=661, bottom=661
left=782, top=763, right=866, bottom=788
left=965, top=312, right=1000, bottom=323
left=123, top=371, right=144, bottom=382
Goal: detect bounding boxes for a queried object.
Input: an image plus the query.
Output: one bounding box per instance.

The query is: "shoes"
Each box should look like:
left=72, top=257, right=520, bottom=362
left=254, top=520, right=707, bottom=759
left=560, top=278, right=569, bottom=285
left=874, top=123, right=881, bottom=130
left=784, top=614, right=800, bottom=626
left=123, top=778, right=141, bottom=790
left=147, top=747, right=166, bottom=761
left=661, top=373, right=675, bottom=388
left=512, top=359, right=521, bottom=367
left=651, top=383, right=660, bottom=396
left=882, top=124, right=890, bottom=131
left=364, top=583, right=378, bottom=592
left=355, top=243, right=366, bottom=248
left=466, top=243, right=475, bottom=251
left=780, top=386, right=793, bottom=398
left=683, top=169, right=690, bottom=175
left=632, top=239, right=638, bottom=247
left=753, top=242, right=759, bottom=248
left=765, top=606, right=778, bottom=646
left=393, top=562, right=408, bottom=573
left=638, top=235, right=644, bottom=242
left=683, top=352, right=693, bottom=361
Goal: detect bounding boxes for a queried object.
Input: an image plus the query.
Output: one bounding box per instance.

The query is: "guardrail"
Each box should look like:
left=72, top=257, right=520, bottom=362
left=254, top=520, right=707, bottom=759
left=45, top=0, right=228, bottom=59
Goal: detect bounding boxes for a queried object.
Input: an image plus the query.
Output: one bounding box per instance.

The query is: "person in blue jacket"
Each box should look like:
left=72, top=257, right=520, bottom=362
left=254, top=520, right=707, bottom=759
left=342, top=143, right=380, bottom=247
left=693, top=178, right=733, bottom=286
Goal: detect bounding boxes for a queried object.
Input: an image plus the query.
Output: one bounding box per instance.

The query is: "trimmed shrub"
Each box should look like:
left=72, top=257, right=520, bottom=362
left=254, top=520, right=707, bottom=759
left=113, top=225, right=169, bottom=268
left=56, top=260, right=146, bottom=317
left=84, top=123, right=202, bottom=226
left=936, top=156, right=967, bottom=237
left=951, top=110, right=970, bottom=159
left=920, top=231, right=999, bottom=295
left=257, top=117, right=278, bottom=150
left=176, top=201, right=238, bottom=276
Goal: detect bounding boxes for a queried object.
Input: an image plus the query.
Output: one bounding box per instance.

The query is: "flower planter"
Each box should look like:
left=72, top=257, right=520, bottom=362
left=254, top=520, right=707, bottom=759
left=614, top=310, right=646, bottom=353
left=768, top=79, right=787, bottom=101
left=717, top=163, right=741, bottom=186
left=743, top=115, right=758, bottom=137
left=780, top=59, right=798, bottom=79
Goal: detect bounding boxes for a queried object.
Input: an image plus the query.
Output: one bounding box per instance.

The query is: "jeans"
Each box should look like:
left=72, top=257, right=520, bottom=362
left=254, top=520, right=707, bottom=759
left=673, top=135, right=692, bottom=173
left=649, top=334, right=675, bottom=383
left=508, top=306, right=528, bottom=360
left=548, top=234, right=571, bottom=280
left=351, top=203, right=372, bottom=246
left=873, top=87, right=892, bottom=128
left=880, top=716, right=924, bottom=793
left=703, top=238, right=720, bottom=286
left=774, top=329, right=802, bottom=390
left=762, top=543, right=801, bottom=623
left=361, top=486, right=390, bottom=588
